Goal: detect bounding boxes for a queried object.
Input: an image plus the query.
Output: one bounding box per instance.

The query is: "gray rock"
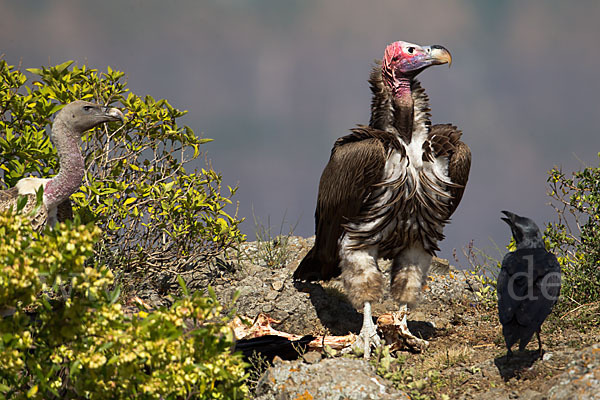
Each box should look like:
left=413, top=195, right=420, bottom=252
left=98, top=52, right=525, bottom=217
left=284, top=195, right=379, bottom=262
left=520, top=389, right=545, bottom=400
left=542, top=352, right=553, bottom=361
left=255, top=358, right=410, bottom=400
left=471, top=388, right=544, bottom=400
left=302, top=351, right=322, bottom=364
left=430, top=256, right=451, bottom=275
left=547, top=344, right=600, bottom=400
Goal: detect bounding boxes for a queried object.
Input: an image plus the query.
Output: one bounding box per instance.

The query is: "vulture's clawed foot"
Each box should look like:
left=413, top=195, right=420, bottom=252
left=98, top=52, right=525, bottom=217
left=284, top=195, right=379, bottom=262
left=353, top=301, right=381, bottom=358
left=353, top=318, right=382, bottom=359
left=378, top=308, right=429, bottom=353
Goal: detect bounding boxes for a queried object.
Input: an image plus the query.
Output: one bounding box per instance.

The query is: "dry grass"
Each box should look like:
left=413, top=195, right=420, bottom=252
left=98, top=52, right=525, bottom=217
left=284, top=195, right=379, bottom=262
left=370, top=296, right=600, bottom=400
left=424, top=344, right=473, bottom=370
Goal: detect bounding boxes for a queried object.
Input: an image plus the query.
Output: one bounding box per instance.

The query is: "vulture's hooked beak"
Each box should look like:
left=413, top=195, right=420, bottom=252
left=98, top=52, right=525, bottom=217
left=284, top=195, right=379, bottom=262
left=423, top=45, right=452, bottom=67
left=104, top=107, right=125, bottom=123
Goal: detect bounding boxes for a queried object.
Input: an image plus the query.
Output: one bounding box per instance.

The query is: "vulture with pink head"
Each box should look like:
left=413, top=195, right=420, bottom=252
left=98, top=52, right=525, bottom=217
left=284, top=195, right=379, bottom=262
left=294, top=41, right=471, bottom=357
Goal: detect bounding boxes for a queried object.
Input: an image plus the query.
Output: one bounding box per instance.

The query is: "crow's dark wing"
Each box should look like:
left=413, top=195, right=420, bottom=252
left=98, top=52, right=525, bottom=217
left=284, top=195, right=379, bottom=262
left=498, top=252, right=530, bottom=325
left=516, top=250, right=561, bottom=328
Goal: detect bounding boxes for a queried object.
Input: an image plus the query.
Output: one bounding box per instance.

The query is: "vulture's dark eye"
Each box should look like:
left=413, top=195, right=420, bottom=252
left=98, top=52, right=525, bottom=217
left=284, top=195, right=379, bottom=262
left=83, top=106, right=92, bottom=111
left=407, top=47, right=415, bottom=54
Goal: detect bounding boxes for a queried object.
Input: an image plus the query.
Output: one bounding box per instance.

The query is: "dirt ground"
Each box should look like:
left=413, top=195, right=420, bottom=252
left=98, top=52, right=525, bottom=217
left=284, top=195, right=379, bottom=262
left=387, top=292, right=599, bottom=399
left=132, top=235, right=600, bottom=399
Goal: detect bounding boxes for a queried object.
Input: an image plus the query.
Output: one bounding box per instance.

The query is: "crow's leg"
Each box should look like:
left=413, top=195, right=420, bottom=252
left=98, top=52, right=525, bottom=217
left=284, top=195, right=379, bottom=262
left=506, top=347, right=513, bottom=360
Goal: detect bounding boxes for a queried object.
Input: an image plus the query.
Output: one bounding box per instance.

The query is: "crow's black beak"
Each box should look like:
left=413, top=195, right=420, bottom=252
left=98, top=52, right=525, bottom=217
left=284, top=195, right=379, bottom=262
left=501, top=210, right=517, bottom=226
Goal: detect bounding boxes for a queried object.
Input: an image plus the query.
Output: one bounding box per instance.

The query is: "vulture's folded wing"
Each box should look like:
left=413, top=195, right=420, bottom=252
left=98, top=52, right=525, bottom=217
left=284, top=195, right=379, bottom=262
left=294, top=127, right=392, bottom=281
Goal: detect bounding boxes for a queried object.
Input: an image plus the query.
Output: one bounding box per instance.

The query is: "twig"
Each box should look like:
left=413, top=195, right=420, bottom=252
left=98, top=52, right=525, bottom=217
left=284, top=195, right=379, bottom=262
left=560, top=301, right=600, bottom=320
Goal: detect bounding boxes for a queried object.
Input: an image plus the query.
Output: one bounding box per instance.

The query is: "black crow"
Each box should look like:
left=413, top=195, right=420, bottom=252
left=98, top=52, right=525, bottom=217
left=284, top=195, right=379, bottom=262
left=498, top=211, right=561, bottom=357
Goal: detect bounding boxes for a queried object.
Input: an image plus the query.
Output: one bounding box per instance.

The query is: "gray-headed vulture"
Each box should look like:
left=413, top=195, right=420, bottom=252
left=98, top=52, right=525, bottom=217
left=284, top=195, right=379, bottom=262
left=294, top=41, right=471, bottom=357
left=0, top=101, right=124, bottom=230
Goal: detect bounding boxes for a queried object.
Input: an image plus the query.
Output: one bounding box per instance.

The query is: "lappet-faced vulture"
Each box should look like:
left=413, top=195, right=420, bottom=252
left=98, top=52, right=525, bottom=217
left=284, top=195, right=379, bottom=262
left=294, top=41, right=471, bottom=357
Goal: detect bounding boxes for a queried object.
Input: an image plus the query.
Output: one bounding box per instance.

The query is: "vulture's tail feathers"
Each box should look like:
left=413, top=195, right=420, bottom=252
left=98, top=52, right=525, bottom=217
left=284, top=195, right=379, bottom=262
left=294, top=247, right=342, bottom=281
left=293, top=247, right=323, bottom=281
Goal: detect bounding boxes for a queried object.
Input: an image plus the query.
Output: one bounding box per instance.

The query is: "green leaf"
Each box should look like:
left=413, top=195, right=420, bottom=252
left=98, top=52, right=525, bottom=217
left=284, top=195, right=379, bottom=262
left=16, top=195, right=29, bottom=213
left=98, top=341, right=114, bottom=352
left=26, top=67, right=43, bottom=75
left=109, top=286, right=121, bottom=304
left=26, top=385, right=38, bottom=398
left=107, top=355, right=120, bottom=366
left=55, top=60, right=75, bottom=73
left=49, top=103, right=64, bottom=115
left=177, top=275, right=189, bottom=296
left=69, top=360, right=81, bottom=378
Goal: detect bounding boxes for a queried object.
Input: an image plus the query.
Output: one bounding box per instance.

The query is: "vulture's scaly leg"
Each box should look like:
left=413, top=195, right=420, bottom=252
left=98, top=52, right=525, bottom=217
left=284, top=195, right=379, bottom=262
left=389, top=247, right=430, bottom=352
left=353, top=301, right=381, bottom=358
left=339, top=239, right=384, bottom=358
left=393, top=303, right=428, bottom=351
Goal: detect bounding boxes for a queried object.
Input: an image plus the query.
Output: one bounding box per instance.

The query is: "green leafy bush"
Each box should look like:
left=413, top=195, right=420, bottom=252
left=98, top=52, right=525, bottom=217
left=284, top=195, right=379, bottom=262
left=546, top=158, right=600, bottom=312
left=459, top=154, right=600, bottom=319
left=0, top=211, right=248, bottom=399
left=0, top=60, right=244, bottom=287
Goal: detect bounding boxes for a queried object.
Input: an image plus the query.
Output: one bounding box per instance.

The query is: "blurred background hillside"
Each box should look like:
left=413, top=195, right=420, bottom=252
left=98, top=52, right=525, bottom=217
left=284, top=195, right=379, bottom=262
left=2, top=0, right=600, bottom=261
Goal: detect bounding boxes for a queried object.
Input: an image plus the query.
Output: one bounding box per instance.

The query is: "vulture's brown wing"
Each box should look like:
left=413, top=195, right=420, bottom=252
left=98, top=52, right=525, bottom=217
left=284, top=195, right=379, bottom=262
left=428, top=124, right=471, bottom=217
left=294, top=127, right=391, bottom=281
left=0, top=187, right=48, bottom=231
left=0, top=186, right=19, bottom=211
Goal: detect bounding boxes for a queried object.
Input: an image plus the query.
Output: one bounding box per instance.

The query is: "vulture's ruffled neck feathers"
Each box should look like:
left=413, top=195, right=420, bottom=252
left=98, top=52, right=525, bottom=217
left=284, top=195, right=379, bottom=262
left=368, top=62, right=432, bottom=144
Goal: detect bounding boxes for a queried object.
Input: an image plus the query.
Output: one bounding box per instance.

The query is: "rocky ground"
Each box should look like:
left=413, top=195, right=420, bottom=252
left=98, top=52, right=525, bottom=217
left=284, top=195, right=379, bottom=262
left=131, top=236, right=600, bottom=399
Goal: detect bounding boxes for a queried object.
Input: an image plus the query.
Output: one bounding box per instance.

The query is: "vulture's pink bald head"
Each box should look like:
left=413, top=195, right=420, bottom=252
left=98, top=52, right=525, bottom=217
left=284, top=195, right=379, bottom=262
left=381, top=41, right=452, bottom=94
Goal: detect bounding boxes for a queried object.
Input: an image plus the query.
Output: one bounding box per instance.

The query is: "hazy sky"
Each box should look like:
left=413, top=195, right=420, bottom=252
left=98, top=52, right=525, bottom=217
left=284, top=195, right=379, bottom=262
left=2, top=0, right=600, bottom=263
